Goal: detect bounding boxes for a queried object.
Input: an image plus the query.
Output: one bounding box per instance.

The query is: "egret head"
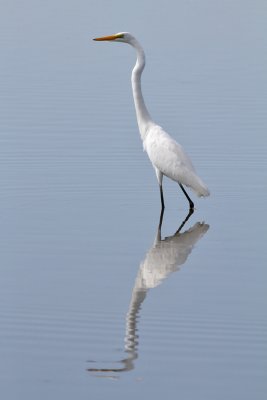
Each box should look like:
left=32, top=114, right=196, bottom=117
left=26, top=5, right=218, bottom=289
left=93, top=32, right=135, bottom=45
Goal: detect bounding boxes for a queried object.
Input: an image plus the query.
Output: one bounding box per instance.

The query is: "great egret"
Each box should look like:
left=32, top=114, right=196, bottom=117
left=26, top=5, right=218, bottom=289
left=93, top=32, right=210, bottom=210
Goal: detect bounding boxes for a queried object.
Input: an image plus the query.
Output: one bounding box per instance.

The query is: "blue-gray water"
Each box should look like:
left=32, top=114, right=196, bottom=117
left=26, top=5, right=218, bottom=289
left=1, top=1, right=266, bottom=399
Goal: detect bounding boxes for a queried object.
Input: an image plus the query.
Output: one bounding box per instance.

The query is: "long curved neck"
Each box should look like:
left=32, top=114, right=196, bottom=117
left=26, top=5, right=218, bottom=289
left=130, top=40, right=152, bottom=140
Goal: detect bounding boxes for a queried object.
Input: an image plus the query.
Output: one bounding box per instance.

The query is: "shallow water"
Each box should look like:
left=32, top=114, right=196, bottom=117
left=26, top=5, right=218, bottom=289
left=1, top=1, right=267, bottom=399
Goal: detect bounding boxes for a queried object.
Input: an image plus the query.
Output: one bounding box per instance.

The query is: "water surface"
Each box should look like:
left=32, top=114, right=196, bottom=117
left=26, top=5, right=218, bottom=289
left=0, top=1, right=266, bottom=399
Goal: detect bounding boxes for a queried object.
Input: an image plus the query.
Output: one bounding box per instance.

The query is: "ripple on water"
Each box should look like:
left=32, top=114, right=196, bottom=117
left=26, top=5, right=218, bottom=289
left=1, top=305, right=266, bottom=380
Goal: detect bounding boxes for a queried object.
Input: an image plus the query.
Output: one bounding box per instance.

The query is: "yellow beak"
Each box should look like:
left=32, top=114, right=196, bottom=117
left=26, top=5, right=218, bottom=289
left=93, top=33, right=122, bottom=41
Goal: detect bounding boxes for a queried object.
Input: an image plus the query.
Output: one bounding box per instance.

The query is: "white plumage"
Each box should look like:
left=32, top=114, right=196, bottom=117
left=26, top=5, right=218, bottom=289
left=94, top=32, right=210, bottom=210
left=144, top=125, right=209, bottom=197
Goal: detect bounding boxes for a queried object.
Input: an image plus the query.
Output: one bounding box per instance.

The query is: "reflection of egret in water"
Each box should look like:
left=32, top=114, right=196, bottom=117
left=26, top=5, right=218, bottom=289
left=87, top=211, right=209, bottom=376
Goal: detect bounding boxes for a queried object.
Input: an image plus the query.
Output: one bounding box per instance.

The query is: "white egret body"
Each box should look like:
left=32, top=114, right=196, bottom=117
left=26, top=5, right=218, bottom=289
left=94, top=32, right=210, bottom=210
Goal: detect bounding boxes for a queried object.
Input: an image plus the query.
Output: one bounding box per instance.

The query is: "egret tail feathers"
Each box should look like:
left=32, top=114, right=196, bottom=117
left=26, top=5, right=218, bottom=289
left=190, top=177, right=210, bottom=197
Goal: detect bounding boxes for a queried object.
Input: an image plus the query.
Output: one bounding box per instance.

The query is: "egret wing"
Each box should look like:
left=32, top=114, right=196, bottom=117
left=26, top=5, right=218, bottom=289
left=144, top=125, right=195, bottom=180
left=143, top=125, right=209, bottom=196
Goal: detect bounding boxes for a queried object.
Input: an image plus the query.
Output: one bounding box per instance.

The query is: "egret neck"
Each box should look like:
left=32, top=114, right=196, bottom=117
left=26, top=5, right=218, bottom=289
left=130, top=38, right=152, bottom=140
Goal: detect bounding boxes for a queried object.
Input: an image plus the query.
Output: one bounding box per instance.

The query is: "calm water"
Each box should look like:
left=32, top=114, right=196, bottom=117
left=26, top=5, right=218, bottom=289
left=1, top=1, right=267, bottom=399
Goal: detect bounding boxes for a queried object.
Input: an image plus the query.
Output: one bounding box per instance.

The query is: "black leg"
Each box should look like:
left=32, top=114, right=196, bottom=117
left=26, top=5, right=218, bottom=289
left=158, top=206, right=165, bottom=233
left=159, top=184, right=165, bottom=211
left=175, top=208, right=194, bottom=234
left=179, top=183, right=194, bottom=210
